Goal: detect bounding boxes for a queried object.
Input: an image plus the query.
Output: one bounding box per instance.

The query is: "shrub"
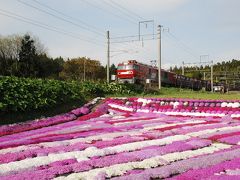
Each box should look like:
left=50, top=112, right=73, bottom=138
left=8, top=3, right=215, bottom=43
left=0, top=77, right=143, bottom=112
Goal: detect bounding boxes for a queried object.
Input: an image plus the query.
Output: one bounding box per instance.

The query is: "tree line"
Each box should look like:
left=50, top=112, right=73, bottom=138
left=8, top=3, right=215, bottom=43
left=0, top=33, right=116, bottom=80
left=170, top=59, right=240, bottom=84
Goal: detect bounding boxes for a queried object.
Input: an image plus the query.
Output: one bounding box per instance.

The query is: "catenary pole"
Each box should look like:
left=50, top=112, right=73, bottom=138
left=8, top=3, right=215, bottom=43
left=158, top=25, right=162, bottom=90
left=107, top=31, right=110, bottom=83
left=84, top=57, right=86, bottom=81
left=182, top=61, right=185, bottom=75
left=211, top=60, right=213, bottom=92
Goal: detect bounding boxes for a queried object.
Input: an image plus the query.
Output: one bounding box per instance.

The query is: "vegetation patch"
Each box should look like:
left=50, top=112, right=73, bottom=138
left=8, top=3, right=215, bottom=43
left=0, top=76, right=143, bottom=113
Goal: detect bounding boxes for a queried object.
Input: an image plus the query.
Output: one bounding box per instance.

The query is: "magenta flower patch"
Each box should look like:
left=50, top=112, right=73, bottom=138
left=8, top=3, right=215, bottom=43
left=0, top=97, right=239, bottom=179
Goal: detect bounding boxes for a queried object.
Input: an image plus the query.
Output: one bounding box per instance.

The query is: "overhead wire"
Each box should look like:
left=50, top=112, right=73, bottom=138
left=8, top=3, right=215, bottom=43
left=80, top=0, right=138, bottom=25
left=76, top=0, right=154, bottom=61
left=163, top=32, right=199, bottom=61
left=97, top=0, right=156, bottom=61
left=102, top=0, right=141, bottom=22
left=110, top=35, right=156, bottom=63
left=0, top=9, right=104, bottom=46
left=108, top=0, right=144, bottom=21
left=111, top=33, right=156, bottom=40
left=17, top=0, right=105, bottom=37
left=166, top=31, right=200, bottom=60
left=1, top=0, right=158, bottom=65
left=111, top=37, right=156, bottom=44
left=31, top=0, right=105, bottom=36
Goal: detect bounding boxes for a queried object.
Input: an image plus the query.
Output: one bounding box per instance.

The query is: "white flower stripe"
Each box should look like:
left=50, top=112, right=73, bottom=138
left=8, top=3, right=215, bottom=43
left=54, top=143, right=231, bottom=180
left=0, top=118, right=204, bottom=155
left=0, top=118, right=225, bottom=156
left=108, top=103, right=236, bottom=117
left=186, top=125, right=240, bottom=137
left=225, top=169, right=240, bottom=175
left=108, top=104, right=133, bottom=112
left=143, top=120, right=206, bottom=131
left=0, top=135, right=190, bottom=174
left=0, top=130, right=143, bottom=155
left=113, top=117, right=164, bottom=126
left=215, top=168, right=240, bottom=176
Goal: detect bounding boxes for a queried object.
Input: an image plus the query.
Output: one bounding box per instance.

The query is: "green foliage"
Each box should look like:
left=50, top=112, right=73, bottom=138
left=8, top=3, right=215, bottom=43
left=0, top=76, right=83, bottom=112
left=18, top=34, right=37, bottom=77
left=170, top=59, right=240, bottom=85
left=79, top=82, right=141, bottom=96
left=0, top=77, right=143, bottom=112
left=0, top=34, right=63, bottom=79
left=191, top=71, right=203, bottom=80
left=60, top=57, right=106, bottom=81
left=110, top=64, right=116, bottom=75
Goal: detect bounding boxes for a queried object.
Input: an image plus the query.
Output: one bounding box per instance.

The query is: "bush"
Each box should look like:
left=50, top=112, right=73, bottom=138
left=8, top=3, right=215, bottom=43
left=0, top=76, right=83, bottom=112
left=0, top=77, right=144, bottom=112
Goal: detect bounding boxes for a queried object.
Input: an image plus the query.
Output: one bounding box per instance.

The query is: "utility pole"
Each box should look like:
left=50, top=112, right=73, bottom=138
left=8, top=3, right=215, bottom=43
left=182, top=61, right=184, bottom=75
left=158, top=25, right=162, bottom=90
left=211, top=60, right=213, bottom=92
left=107, top=31, right=110, bottom=83
left=84, top=57, right=86, bottom=81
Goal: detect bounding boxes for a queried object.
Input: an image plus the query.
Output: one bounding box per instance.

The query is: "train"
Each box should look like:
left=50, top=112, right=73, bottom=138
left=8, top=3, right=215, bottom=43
left=116, top=60, right=212, bottom=91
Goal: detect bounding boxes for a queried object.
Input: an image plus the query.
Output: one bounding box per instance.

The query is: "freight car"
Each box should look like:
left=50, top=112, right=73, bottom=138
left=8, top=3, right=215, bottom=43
left=116, top=60, right=212, bottom=90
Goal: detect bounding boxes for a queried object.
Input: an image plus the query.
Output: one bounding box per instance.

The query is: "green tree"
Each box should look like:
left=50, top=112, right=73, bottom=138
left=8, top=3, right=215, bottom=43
left=60, top=57, right=105, bottom=81
left=192, top=71, right=203, bottom=80
left=18, top=34, right=37, bottom=77
left=0, top=35, right=21, bottom=76
left=110, top=63, right=116, bottom=75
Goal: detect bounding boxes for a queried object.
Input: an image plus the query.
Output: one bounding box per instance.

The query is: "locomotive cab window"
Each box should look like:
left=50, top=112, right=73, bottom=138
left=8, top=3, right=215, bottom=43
left=126, top=65, right=133, bottom=70
left=134, top=65, right=139, bottom=70
left=118, top=65, right=124, bottom=70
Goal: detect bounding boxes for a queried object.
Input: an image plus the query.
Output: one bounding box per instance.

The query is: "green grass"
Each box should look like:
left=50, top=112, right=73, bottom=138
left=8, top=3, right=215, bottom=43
left=110, top=87, right=240, bottom=100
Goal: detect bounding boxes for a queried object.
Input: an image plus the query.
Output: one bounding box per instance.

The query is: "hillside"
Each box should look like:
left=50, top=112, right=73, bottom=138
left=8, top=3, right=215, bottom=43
left=170, top=59, right=240, bottom=90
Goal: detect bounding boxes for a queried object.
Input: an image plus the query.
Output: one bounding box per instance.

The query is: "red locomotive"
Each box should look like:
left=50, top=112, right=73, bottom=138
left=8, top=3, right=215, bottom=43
left=116, top=60, right=212, bottom=90
left=117, top=60, right=158, bottom=84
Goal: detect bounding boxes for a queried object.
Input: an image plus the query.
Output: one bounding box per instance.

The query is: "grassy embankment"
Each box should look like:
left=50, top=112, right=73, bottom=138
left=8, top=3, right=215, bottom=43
left=147, top=87, right=240, bottom=100
left=111, top=87, right=240, bottom=100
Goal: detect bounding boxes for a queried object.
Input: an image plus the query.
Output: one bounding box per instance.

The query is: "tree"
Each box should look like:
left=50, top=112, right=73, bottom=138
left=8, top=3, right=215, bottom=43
left=192, top=71, right=203, bottom=80
left=60, top=57, right=105, bottom=81
left=0, top=33, right=48, bottom=77
left=110, top=64, right=116, bottom=75
left=18, top=34, right=37, bottom=77
left=0, top=34, right=21, bottom=76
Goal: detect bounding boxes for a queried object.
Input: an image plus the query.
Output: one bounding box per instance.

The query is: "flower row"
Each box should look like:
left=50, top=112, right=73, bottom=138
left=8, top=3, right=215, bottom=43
left=0, top=97, right=239, bottom=179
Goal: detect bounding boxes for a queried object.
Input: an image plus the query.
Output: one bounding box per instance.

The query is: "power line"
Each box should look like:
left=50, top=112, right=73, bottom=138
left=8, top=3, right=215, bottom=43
left=108, top=0, right=144, bottom=21
left=80, top=0, right=153, bottom=60
left=17, top=0, right=105, bottom=37
left=164, top=33, right=199, bottom=60
left=111, top=37, right=156, bottom=44
left=80, top=0, right=138, bottom=25
left=111, top=37, right=155, bottom=61
left=31, top=0, right=105, bottom=36
left=166, top=31, right=200, bottom=60
left=0, top=9, right=104, bottom=46
left=111, top=33, right=156, bottom=40
left=102, top=0, right=142, bottom=22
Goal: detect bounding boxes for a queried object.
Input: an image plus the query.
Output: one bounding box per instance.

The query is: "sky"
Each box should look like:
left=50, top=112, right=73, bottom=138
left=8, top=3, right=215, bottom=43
left=0, top=0, right=240, bottom=69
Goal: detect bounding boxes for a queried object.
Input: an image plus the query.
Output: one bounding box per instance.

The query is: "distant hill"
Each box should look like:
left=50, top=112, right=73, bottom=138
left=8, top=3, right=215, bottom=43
left=170, top=59, right=240, bottom=90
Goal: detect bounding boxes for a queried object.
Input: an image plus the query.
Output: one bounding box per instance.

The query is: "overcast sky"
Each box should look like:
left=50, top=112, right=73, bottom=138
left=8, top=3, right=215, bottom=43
left=1, top=0, right=240, bottom=69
